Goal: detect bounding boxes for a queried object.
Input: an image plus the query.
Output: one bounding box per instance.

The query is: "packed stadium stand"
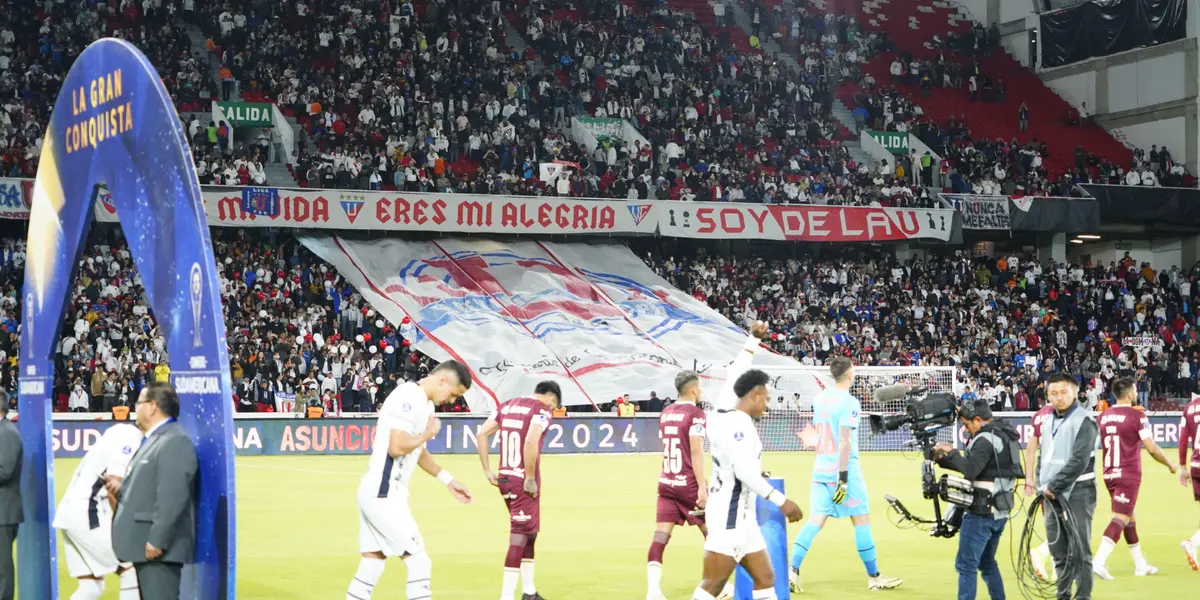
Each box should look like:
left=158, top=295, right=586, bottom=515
left=1, top=2, right=1196, bottom=416
left=0, top=223, right=1191, bottom=417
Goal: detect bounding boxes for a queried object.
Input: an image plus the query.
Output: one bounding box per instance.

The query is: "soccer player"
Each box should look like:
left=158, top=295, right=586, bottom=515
left=346, top=361, right=474, bottom=600
left=1179, top=391, right=1200, bottom=570
left=789, top=357, right=903, bottom=592
left=647, top=323, right=767, bottom=600
left=691, top=368, right=804, bottom=600
left=1093, top=378, right=1177, bottom=579
left=53, top=423, right=143, bottom=600
left=475, top=381, right=563, bottom=600
left=1023, top=401, right=1057, bottom=581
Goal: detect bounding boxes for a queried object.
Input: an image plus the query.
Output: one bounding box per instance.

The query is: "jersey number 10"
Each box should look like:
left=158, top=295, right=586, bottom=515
left=501, top=431, right=522, bottom=469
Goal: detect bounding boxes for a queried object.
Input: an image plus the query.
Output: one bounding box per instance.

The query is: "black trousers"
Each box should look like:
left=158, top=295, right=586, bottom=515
left=1045, top=483, right=1096, bottom=600
left=0, top=524, right=16, bottom=600
left=135, top=561, right=183, bottom=600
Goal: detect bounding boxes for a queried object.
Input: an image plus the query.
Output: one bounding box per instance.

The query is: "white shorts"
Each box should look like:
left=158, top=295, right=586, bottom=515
left=61, top=525, right=129, bottom=578
left=357, top=492, right=425, bottom=557
left=703, top=524, right=767, bottom=561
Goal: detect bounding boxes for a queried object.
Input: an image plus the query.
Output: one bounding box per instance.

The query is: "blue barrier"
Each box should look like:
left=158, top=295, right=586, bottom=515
left=733, top=478, right=789, bottom=599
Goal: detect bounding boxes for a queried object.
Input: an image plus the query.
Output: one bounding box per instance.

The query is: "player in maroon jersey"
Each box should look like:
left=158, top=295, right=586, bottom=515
left=1092, top=378, right=1178, bottom=579
left=476, top=381, right=562, bottom=600
left=1179, top=393, right=1200, bottom=570
left=645, top=370, right=728, bottom=600
left=1022, top=401, right=1057, bottom=580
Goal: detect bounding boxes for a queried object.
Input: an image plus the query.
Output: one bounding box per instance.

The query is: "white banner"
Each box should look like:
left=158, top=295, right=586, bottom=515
left=655, top=203, right=956, bottom=242
left=299, top=237, right=804, bottom=411
left=0, top=178, right=31, bottom=220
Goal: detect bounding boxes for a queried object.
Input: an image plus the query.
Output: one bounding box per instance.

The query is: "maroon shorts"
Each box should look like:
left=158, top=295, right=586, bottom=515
left=656, top=492, right=704, bottom=527
left=1104, top=478, right=1141, bottom=514
left=1191, top=468, right=1200, bottom=502
left=498, top=476, right=540, bottom=535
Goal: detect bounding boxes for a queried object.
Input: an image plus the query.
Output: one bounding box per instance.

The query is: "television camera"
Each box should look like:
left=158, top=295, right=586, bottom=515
left=868, top=385, right=974, bottom=538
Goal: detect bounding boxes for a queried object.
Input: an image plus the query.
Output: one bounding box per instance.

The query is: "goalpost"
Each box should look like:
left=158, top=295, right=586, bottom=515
left=750, top=365, right=959, bottom=452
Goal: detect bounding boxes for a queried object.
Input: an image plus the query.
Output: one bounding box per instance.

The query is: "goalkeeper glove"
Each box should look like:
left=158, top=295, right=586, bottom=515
left=832, top=471, right=849, bottom=505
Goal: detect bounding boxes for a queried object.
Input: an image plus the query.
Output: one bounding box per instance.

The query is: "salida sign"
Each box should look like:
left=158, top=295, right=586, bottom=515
left=658, top=204, right=955, bottom=242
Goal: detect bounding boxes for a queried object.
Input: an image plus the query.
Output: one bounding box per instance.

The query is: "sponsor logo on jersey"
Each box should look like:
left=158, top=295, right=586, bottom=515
left=733, top=431, right=744, bottom=442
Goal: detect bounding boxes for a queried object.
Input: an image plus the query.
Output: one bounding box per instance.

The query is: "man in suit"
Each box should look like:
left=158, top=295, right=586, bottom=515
left=0, top=394, right=22, bottom=600
left=109, top=382, right=197, bottom=600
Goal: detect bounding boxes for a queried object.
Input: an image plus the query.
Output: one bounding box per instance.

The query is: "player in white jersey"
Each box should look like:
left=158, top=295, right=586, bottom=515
left=52, top=423, right=143, bottom=600
left=691, top=355, right=803, bottom=600
left=346, top=361, right=474, bottom=600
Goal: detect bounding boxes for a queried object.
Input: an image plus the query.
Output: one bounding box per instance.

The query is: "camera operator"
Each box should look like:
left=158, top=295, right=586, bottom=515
left=934, top=400, right=1023, bottom=600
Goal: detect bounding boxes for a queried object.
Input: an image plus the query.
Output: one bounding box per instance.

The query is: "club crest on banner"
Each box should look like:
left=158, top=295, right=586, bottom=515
left=97, top=185, right=117, bottom=214
left=340, top=194, right=366, bottom=223
left=627, top=204, right=652, bottom=226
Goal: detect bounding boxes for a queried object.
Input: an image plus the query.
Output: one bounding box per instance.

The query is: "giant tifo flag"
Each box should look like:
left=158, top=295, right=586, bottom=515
left=299, top=237, right=805, bottom=410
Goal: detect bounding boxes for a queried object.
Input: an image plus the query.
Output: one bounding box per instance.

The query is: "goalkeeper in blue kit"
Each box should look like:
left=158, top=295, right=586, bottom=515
left=790, top=358, right=903, bottom=593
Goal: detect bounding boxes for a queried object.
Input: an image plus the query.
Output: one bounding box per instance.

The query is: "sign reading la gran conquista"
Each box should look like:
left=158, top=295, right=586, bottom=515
left=220, top=101, right=274, bottom=127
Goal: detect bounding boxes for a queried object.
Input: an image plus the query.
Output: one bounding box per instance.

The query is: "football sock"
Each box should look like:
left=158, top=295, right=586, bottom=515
left=1190, top=529, right=1200, bottom=547
left=501, top=568, right=520, bottom=600
left=751, top=589, right=774, bottom=599
left=1129, top=544, right=1148, bottom=570
left=648, top=531, right=670, bottom=592
left=854, top=524, right=879, bottom=577
left=690, top=588, right=716, bottom=600
left=405, top=551, right=432, bottom=600
left=521, top=535, right=537, bottom=595
left=790, top=520, right=821, bottom=570
left=1124, top=522, right=1139, bottom=545
left=1103, top=519, right=1124, bottom=543
left=70, top=579, right=104, bottom=600
left=346, top=557, right=385, bottom=600
left=1095, top=537, right=1116, bottom=567
left=118, top=568, right=139, bottom=600
left=1035, top=541, right=1050, bottom=557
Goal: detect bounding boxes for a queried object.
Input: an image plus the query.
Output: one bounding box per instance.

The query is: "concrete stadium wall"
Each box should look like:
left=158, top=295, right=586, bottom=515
left=951, top=0, right=1200, bottom=172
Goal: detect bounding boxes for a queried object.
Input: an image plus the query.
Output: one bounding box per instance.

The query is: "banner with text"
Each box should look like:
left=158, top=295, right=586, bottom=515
left=299, top=237, right=804, bottom=411
left=46, top=411, right=1185, bottom=457
left=949, top=196, right=1011, bottom=230
left=655, top=203, right=958, bottom=242
left=0, top=178, right=32, bottom=220
left=868, top=130, right=909, bottom=154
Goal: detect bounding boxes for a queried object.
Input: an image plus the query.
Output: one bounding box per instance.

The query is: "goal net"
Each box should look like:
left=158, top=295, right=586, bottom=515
left=750, top=365, right=958, bottom=452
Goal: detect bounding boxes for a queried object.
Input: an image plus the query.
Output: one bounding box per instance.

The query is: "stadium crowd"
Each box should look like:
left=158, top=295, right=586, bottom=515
left=647, top=244, right=1197, bottom=411
left=0, top=226, right=1196, bottom=415
left=0, top=226, right=459, bottom=416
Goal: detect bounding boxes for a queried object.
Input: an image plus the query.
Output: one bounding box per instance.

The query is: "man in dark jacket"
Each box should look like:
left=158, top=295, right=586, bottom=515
left=935, top=401, right=1024, bottom=600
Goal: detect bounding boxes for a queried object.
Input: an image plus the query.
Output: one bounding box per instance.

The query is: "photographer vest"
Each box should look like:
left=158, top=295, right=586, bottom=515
left=966, top=425, right=1024, bottom=519
left=1037, top=403, right=1097, bottom=500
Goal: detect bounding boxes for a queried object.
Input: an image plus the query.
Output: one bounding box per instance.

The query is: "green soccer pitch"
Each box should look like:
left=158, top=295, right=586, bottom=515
left=51, top=452, right=1200, bottom=599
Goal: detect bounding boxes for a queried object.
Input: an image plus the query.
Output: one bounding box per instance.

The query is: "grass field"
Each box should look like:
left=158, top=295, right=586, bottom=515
left=50, top=452, right=1199, bottom=599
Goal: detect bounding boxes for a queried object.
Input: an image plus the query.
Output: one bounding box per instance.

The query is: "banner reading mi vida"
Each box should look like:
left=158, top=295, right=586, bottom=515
left=218, top=101, right=273, bottom=127
left=81, top=184, right=960, bottom=243
left=868, top=130, right=909, bottom=154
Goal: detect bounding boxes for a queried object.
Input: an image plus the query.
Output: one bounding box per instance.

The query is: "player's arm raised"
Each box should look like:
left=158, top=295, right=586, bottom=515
left=476, top=416, right=501, bottom=486
left=388, top=414, right=441, bottom=458
left=523, top=413, right=549, bottom=498
left=716, top=321, right=768, bottom=410
left=729, top=426, right=803, bottom=522
left=417, top=447, right=473, bottom=504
